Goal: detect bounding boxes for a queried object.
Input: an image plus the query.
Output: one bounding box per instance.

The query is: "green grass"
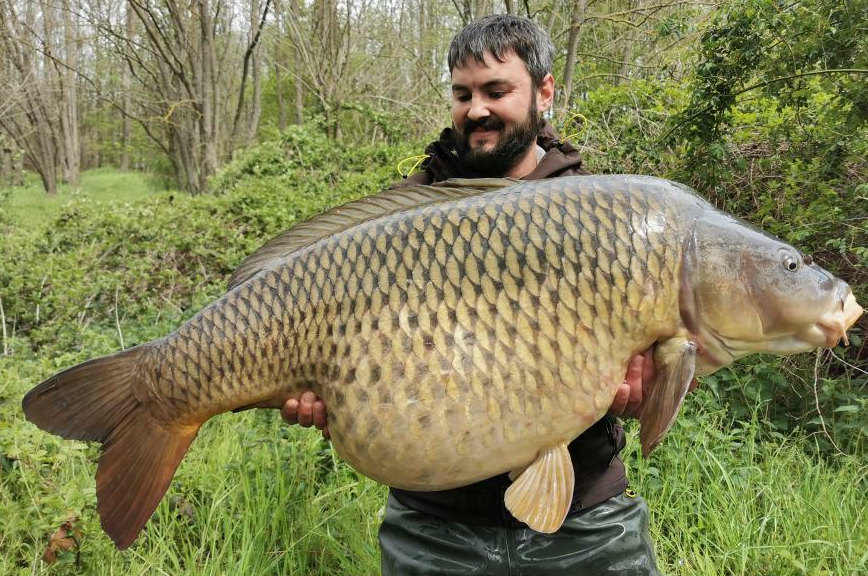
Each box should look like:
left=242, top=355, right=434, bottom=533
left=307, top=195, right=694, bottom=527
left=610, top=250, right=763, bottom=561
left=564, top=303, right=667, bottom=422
left=625, top=400, right=868, bottom=575
left=1, top=169, right=161, bottom=228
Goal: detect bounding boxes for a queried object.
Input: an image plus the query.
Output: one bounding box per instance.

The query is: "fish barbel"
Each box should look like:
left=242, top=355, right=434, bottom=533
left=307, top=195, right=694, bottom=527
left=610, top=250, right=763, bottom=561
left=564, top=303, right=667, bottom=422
left=22, top=175, right=862, bottom=549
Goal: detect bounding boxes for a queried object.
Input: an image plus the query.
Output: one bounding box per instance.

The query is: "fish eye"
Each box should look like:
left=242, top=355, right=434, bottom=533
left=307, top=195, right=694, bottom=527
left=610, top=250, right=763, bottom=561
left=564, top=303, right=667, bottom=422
left=783, top=255, right=801, bottom=272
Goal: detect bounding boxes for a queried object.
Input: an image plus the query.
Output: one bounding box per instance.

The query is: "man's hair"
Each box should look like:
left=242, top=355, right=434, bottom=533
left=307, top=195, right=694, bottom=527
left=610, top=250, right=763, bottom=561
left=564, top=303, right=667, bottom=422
left=448, top=14, right=554, bottom=87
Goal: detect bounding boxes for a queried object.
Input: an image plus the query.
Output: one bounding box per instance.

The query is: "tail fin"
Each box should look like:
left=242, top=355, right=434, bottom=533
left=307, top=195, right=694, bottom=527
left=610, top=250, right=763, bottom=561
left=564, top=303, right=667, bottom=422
left=22, top=346, right=200, bottom=550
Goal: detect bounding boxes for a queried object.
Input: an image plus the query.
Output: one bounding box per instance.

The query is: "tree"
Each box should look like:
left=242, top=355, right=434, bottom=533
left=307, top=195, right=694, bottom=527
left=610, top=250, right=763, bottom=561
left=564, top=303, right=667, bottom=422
left=85, top=0, right=270, bottom=194
left=0, top=0, right=82, bottom=194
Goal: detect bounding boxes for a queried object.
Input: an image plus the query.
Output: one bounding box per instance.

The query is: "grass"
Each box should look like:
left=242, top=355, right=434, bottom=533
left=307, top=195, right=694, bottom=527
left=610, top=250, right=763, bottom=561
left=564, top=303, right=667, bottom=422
left=625, top=400, right=868, bottom=575
left=1, top=169, right=161, bottom=228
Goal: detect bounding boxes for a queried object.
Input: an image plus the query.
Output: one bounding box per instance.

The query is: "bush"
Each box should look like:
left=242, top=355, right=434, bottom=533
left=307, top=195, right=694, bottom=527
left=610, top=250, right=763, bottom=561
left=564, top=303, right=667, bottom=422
left=0, top=126, right=425, bottom=358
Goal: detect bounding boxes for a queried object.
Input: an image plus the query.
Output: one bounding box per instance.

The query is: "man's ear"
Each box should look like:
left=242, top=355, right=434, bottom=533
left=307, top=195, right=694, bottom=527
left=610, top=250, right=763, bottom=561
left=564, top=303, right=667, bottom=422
left=537, top=73, right=555, bottom=112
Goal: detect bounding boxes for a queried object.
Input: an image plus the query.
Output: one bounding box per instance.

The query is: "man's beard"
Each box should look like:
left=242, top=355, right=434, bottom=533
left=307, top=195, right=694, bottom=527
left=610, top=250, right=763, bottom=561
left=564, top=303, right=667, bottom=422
left=453, top=100, right=545, bottom=177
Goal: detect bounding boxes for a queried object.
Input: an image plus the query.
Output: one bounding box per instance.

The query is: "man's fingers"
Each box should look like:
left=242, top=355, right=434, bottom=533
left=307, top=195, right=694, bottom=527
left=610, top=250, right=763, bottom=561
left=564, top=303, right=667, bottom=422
left=609, top=384, right=631, bottom=415
left=624, top=354, right=645, bottom=413
left=609, top=351, right=655, bottom=418
left=281, top=398, right=300, bottom=424
left=313, top=400, right=328, bottom=430
left=282, top=392, right=321, bottom=427
left=297, top=391, right=317, bottom=427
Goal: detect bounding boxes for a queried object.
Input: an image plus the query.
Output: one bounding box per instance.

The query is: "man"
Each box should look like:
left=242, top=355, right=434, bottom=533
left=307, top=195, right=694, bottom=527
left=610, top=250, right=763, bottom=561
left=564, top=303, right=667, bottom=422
left=284, top=14, right=661, bottom=575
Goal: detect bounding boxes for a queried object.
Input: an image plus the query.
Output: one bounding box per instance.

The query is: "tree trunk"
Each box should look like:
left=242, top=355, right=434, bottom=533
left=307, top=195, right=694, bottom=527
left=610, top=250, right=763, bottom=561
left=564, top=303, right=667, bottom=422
left=198, top=0, right=219, bottom=193
left=274, top=56, right=287, bottom=132
left=559, top=0, right=588, bottom=115
left=120, top=5, right=134, bottom=171
left=544, top=0, right=560, bottom=38
left=59, top=0, right=80, bottom=186
left=295, top=69, right=304, bottom=125
left=231, top=0, right=269, bottom=146
left=0, top=0, right=61, bottom=194
left=616, top=0, right=639, bottom=85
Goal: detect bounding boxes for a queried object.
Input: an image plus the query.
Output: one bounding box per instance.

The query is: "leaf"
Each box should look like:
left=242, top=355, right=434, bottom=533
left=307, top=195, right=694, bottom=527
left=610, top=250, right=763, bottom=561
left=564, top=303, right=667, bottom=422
left=169, top=494, right=196, bottom=523
left=41, top=516, right=81, bottom=565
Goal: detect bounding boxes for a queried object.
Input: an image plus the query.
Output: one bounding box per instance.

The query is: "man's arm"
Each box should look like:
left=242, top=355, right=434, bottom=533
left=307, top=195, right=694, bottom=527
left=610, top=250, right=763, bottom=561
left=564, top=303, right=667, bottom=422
left=280, top=352, right=658, bottom=438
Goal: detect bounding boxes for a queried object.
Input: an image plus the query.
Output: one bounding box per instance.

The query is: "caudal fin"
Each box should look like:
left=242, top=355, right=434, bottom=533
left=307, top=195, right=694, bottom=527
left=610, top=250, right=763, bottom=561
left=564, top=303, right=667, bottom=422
left=22, top=346, right=199, bottom=549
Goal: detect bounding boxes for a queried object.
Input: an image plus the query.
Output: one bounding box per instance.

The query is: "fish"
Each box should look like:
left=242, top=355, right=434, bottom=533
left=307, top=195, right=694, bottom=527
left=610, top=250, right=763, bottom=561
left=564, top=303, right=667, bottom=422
left=22, top=175, right=863, bottom=549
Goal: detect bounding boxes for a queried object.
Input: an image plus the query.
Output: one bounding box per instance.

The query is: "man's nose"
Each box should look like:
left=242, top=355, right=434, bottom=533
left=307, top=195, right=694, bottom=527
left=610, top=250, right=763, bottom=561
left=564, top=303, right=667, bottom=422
left=467, top=98, right=490, bottom=122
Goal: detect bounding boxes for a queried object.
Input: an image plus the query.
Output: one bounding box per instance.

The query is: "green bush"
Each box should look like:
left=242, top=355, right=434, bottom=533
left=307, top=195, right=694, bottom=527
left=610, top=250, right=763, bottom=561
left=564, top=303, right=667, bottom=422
left=568, top=24, right=866, bottom=452
left=0, top=126, right=423, bottom=358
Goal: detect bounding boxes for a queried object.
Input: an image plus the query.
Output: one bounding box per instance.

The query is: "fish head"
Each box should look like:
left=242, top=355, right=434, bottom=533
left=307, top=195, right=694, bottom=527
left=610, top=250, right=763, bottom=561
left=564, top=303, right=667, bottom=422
left=681, top=214, right=863, bottom=373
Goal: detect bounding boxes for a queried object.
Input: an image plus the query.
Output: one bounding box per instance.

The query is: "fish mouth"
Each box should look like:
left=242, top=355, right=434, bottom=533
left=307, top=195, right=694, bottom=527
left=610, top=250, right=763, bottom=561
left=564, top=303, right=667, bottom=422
left=815, top=292, right=864, bottom=347
left=702, top=290, right=863, bottom=358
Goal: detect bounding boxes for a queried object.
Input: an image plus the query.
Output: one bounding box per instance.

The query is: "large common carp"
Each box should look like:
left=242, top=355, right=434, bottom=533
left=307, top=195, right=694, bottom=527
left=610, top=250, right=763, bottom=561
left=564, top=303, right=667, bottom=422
left=23, top=175, right=862, bottom=549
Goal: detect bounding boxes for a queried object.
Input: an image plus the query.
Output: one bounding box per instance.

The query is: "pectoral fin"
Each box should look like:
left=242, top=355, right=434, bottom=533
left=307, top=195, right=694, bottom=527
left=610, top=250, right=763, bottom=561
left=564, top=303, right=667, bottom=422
left=639, top=338, right=697, bottom=457
left=504, top=442, right=574, bottom=533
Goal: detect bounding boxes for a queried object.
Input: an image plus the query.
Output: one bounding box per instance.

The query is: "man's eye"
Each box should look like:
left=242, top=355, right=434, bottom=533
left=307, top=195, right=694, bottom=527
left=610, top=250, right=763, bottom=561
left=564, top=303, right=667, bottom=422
left=454, top=94, right=471, bottom=102
left=490, top=91, right=506, bottom=99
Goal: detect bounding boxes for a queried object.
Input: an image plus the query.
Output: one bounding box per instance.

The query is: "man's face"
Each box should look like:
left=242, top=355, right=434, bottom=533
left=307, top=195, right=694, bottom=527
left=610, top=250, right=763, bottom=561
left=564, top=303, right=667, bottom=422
left=450, top=50, right=554, bottom=177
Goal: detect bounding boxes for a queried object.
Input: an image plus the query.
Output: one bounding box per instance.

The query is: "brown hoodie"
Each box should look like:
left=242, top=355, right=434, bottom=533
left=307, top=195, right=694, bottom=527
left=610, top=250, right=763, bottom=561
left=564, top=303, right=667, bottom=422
left=389, top=122, right=629, bottom=527
left=394, top=120, right=589, bottom=187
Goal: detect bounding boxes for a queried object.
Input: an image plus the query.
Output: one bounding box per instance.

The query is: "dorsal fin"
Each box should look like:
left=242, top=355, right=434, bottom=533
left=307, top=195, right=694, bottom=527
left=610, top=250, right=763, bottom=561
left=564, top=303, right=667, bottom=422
left=434, top=177, right=519, bottom=190
left=227, top=179, right=518, bottom=290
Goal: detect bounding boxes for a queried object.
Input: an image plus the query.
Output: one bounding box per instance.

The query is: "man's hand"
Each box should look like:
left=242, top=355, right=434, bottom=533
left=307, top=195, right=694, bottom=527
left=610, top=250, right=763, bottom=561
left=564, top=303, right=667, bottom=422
left=608, top=350, right=654, bottom=419
left=281, top=391, right=330, bottom=439
left=608, top=349, right=699, bottom=419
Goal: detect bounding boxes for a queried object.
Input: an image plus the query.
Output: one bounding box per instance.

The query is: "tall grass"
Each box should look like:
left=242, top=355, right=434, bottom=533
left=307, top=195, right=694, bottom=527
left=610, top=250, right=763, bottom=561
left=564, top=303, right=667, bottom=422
left=626, top=396, right=867, bottom=575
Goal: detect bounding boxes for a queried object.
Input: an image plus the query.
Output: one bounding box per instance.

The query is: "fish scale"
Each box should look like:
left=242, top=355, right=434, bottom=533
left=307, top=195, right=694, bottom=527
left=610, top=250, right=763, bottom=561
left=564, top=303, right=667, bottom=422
left=23, top=175, right=862, bottom=549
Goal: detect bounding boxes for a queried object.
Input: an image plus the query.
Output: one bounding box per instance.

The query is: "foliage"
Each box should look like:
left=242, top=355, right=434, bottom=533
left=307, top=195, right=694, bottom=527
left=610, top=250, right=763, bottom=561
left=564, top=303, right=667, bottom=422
left=674, top=0, right=867, bottom=192
left=212, top=125, right=418, bottom=192
left=564, top=3, right=867, bottom=452
left=0, top=125, right=419, bottom=358
left=657, top=0, right=868, bottom=454
left=677, top=0, right=866, bottom=147
left=567, top=79, right=690, bottom=175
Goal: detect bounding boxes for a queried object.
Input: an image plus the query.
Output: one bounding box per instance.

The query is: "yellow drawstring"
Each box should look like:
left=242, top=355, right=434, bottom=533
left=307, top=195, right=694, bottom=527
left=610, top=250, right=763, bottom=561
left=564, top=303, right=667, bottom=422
left=561, top=112, right=588, bottom=143
left=396, top=154, right=429, bottom=179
